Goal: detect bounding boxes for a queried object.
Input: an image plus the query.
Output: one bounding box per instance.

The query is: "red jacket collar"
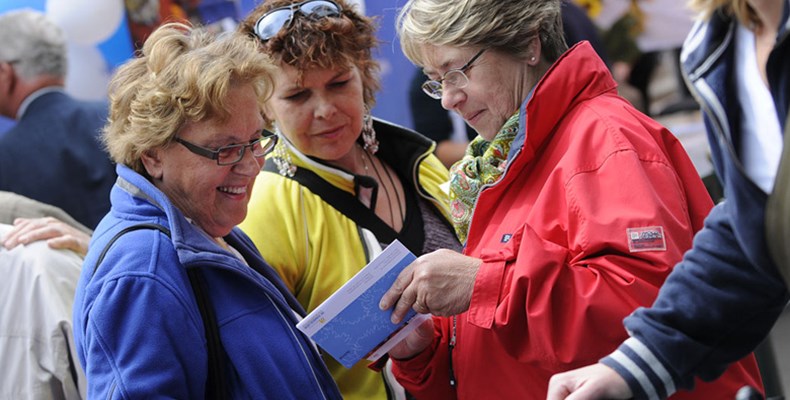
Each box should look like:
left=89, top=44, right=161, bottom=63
left=518, top=41, right=617, bottom=166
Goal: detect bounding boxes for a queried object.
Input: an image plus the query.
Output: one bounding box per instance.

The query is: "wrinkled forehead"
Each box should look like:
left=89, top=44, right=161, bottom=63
left=270, top=58, right=355, bottom=89
left=419, top=44, right=476, bottom=76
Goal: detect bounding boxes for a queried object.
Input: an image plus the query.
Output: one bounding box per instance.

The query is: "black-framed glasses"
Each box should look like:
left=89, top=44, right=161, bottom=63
left=422, top=49, right=486, bottom=100
left=174, top=130, right=278, bottom=166
left=254, top=0, right=342, bottom=42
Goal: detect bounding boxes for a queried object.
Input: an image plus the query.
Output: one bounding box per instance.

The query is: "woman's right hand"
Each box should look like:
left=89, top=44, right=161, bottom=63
left=546, top=363, right=633, bottom=400
left=389, top=317, right=434, bottom=360
left=2, top=217, right=91, bottom=257
left=379, top=249, right=482, bottom=324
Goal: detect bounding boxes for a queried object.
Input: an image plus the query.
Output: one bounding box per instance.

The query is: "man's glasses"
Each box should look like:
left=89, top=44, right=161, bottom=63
left=422, top=49, right=486, bottom=100
left=254, top=0, right=342, bottom=42
left=174, top=130, right=278, bottom=166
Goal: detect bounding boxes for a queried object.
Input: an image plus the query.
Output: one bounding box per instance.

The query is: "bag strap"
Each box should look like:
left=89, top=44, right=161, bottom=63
left=91, top=223, right=226, bottom=399
left=264, top=160, right=399, bottom=243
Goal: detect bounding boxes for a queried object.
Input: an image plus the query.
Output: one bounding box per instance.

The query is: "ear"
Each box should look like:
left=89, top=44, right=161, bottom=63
left=262, top=102, right=275, bottom=125
left=527, top=37, right=542, bottom=66
left=0, top=63, right=17, bottom=116
left=140, top=147, right=165, bottom=179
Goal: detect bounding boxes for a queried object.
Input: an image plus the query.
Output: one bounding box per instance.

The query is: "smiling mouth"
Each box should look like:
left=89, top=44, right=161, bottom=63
left=218, top=186, right=247, bottom=195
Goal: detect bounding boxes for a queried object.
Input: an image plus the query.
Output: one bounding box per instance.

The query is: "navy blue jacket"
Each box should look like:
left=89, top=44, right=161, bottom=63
left=0, top=90, right=115, bottom=229
left=602, top=4, right=790, bottom=399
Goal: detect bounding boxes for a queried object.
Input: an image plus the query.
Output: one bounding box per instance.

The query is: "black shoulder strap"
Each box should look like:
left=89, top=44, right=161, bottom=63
left=92, top=223, right=171, bottom=276
left=91, top=223, right=226, bottom=399
left=264, top=160, right=398, bottom=243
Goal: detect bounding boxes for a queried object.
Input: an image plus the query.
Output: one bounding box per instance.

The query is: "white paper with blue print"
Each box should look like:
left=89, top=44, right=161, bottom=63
left=296, top=240, right=431, bottom=368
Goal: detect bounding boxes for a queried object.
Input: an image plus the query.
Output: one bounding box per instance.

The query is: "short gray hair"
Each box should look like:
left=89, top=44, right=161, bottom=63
left=397, top=0, right=567, bottom=66
left=0, top=9, right=67, bottom=80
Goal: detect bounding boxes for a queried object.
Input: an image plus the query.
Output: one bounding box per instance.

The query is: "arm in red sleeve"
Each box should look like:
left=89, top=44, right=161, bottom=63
left=390, top=316, right=457, bottom=399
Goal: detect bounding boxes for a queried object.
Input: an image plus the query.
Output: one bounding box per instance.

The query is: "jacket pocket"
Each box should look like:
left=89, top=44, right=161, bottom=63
left=466, top=226, right=523, bottom=329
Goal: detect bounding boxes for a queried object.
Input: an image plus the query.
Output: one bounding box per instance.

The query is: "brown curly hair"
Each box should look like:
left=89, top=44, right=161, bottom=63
left=239, top=0, right=380, bottom=109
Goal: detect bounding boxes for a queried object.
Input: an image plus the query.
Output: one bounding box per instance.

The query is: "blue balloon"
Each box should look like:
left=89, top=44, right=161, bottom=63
left=97, top=18, right=134, bottom=69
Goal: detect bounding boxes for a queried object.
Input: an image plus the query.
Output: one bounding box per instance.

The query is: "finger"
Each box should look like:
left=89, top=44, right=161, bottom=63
left=390, top=286, right=417, bottom=324
left=14, top=225, right=61, bottom=245
left=412, top=300, right=428, bottom=314
left=3, top=222, right=39, bottom=248
left=48, top=236, right=89, bottom=257
left=5, top=225, right=63, bottom=249
left=546, top=375, right=573, bottom=400
left=379, top=265, right=415, bottom=311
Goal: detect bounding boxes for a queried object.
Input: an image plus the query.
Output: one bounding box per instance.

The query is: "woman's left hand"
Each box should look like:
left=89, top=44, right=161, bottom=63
left=388, top=317, right=434, bottom=360
left=379, top=249, right=482, bottom=324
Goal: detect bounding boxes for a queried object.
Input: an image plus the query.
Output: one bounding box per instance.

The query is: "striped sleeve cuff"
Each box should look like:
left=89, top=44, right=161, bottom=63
left=601, top=337, right=677, bottom=400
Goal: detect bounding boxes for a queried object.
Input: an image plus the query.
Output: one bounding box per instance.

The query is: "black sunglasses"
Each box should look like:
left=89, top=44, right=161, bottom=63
left=254, top=0, right=342, bottom=42
left=174, top=130, right=278, bottom=166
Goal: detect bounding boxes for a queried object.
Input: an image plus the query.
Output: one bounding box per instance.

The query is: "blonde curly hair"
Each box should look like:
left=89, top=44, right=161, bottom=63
left=103, top=22, right=275, bottom=175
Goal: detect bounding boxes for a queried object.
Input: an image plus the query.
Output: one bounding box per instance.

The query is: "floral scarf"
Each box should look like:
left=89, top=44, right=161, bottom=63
left=449, top=112, right=520, bottom=243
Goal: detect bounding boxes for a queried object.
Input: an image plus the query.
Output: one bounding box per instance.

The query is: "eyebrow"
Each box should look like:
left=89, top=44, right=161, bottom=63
left=423, top=57, right=459, bottom=78
left=281, top=69, right=352, bottom=93
left=208, top=130, right=264, bottom=146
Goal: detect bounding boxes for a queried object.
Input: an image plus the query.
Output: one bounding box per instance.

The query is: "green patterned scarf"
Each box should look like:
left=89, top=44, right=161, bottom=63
left=449, top=112, right=520, bottom=243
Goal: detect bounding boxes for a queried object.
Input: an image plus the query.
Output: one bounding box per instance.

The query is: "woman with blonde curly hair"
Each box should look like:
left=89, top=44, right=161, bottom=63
left=72, top=22, right=341, bottom=399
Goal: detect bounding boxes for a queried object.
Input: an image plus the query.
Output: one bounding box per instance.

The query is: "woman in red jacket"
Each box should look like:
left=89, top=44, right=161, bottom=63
left=377, top=0, right=763, bottom=398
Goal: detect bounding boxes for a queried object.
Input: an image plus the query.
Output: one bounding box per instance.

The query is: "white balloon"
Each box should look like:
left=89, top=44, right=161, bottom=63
left=64, top=43, right=111, bottom=101
left=346, top=0, right=365, bottom=15
left=45, top=0, right=124, bottom=46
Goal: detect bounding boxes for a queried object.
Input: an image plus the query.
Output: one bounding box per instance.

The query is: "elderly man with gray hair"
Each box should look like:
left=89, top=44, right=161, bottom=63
left=0, top=9, right=116, bottom=230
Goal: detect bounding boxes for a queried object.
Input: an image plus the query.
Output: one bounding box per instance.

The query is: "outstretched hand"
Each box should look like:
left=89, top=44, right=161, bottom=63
left=2, top=217, right=91, bottom=257
left=379, top=249, right=481, bottom=324
left=546, top=363, right=633, bottom=400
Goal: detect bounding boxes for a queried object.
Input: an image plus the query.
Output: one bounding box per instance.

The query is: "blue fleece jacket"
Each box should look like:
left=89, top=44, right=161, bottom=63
left=73, top=164, right=341, bottom=399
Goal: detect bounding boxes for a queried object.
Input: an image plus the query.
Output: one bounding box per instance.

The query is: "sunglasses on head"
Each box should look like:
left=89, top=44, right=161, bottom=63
left=254, top=0, right=342, bottom=42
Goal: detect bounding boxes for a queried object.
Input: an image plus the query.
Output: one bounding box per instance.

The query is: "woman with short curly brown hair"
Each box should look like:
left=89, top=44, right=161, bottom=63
left=237, top=1, right=462, bottom=399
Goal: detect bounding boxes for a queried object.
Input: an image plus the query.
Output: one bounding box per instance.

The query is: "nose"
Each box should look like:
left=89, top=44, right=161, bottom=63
left=314, top=94, right=338, bottom=120
left=440, top=85, right=464, bottom=113
left=232, top=146, right=263, bottom=176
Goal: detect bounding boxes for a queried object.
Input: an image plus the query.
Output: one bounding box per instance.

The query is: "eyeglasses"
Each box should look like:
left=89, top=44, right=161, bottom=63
left=254, top=0, right=342, bottom=42
left=422, top=49, right=486, bottom=100
left=174, top=130, right=278, bottom=166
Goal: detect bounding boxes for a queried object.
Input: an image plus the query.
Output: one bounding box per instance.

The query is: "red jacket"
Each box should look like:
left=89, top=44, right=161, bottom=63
left=391, top=42, right=762, bottom=399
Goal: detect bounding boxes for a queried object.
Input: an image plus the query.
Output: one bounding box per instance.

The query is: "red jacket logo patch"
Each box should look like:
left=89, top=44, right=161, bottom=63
left=627, top=226, right=667, bottom=252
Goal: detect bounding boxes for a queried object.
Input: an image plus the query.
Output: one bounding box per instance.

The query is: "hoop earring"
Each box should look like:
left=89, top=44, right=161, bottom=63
left=271, top=136, right=296, bottom=177
left=361, top=106, right=379, bottom=155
